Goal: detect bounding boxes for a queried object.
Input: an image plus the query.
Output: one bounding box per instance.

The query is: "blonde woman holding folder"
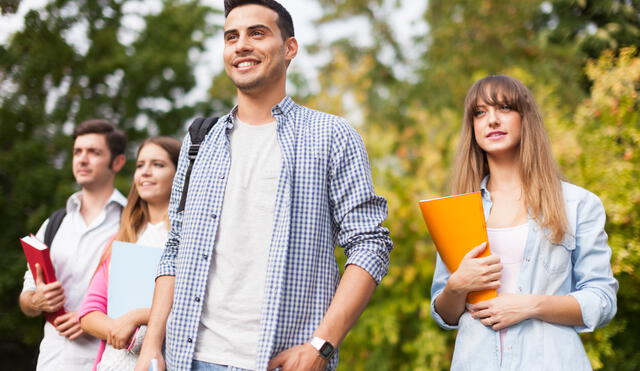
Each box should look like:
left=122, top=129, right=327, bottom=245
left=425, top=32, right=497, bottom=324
left=430, top=75, right=617, bottom=370
left=78, top=136, right=180, bottom=370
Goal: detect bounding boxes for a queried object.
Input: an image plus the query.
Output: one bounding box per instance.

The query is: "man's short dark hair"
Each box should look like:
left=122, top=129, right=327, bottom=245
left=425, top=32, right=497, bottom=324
left=224, top=0, right=295, bottom=39
left=72, top=119, right=127, bottom=161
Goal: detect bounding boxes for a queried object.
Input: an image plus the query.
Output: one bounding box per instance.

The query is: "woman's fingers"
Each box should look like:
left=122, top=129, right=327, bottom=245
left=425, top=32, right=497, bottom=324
left=480, top=317, right=497, bottom=326
left=471, top=309, right=488, bottom=319
left=477, top=255, right=501, bottom=266
left=464, top=242, right=487, bottom=259
left=485, top=262, right=503, bottom=273
left=485, top=271, right=502, bottom=282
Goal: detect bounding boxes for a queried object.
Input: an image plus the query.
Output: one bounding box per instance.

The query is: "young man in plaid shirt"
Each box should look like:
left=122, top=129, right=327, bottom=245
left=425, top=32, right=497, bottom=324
left=136, top=1, right=392, bottom=370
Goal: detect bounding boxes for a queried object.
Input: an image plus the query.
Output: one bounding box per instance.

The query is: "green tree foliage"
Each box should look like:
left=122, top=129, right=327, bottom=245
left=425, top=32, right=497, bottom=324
left=0, top=0, right=219, bottom=367
left=537, top=0, right=640, bottom=59
left=562, top=47, right=640, bottom=370
left=0, top=0, right=21, bottom=14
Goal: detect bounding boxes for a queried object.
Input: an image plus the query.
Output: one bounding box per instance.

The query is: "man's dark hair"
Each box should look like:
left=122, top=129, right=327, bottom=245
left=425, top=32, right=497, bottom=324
left=72, top=119, right=127, bottom=161
left=224, top=0, right=295, bottom=39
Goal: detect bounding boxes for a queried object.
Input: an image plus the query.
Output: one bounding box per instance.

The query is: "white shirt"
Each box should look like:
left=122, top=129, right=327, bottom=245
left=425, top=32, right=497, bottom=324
left=136, top=221, right=169, bottom=248
left=194, top=117, right=281, bottom=369
left=22, top=189, right=127, bottom=371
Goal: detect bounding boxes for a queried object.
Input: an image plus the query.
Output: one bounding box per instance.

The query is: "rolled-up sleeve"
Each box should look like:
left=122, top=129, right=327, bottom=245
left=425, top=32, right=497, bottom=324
left=329, top=119, right=392, bottom=284
left=430, top=253, right=459, bottom=330
left=156, top=133, right=190, bottom=278
left=78, top=259, right=109, bottom=319
left=568, top=191, right=618, bottom=332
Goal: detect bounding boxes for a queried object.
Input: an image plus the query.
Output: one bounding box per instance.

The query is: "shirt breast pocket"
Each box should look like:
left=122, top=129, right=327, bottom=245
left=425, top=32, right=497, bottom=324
left=254, top=169, right=281, bottom=213
left=542, top=234, right=575, bottom=275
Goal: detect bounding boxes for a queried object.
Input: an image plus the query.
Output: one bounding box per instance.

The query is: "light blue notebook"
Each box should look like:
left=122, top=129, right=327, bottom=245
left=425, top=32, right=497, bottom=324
left=107, top=241, right=164, bottom=318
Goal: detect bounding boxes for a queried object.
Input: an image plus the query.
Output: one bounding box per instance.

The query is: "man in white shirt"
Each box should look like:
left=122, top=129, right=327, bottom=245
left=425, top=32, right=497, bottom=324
left=19, top=119, right=128, bottom=370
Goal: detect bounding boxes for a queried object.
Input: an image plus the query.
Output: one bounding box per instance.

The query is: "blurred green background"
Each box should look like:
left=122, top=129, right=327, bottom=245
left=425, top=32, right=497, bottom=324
left=1, top=0, right=638, bottom=369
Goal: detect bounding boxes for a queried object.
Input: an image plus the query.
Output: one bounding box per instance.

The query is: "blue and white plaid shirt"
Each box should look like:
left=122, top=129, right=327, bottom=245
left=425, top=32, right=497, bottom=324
left=157, top=96, right=393, bottom=371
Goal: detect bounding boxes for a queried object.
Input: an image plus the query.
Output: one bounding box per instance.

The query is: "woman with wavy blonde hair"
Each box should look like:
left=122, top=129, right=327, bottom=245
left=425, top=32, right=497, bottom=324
left=430, top=75, right=618, bottom=370
left=78, top=136, right=181, bottom=370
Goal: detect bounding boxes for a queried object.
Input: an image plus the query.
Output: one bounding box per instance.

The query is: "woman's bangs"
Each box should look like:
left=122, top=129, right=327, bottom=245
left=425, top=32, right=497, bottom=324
left=471, top=76, right=522, bottom=112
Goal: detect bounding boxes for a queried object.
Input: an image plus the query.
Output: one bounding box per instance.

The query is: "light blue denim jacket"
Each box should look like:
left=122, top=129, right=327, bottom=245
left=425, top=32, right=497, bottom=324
left=430, top=178, right=618, bottom=371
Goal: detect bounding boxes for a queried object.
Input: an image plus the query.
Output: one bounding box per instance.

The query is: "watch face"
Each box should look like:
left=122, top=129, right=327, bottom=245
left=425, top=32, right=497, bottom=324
left=319, top=342, right=335, bottom=359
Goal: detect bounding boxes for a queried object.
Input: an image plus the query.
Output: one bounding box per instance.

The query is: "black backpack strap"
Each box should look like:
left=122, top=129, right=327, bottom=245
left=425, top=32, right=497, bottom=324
left=177, top=116, right=219, bottom=212
left=44, top=208, right=67, bottom=247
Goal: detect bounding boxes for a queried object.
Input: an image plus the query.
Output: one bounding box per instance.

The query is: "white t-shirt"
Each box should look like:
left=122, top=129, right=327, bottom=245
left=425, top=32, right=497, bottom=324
left=136, top=221, right=169, bottom=248
left=22, top=190, right=127, bottom=371
left=194, top=117, right=281, bottom=369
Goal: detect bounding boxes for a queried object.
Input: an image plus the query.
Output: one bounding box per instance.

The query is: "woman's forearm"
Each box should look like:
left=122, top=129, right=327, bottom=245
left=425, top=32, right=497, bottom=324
left=80, top=311, right=113, bottom=340
left=126, top=308, right=151, bottom=326
left=80, top=308, right=150, bottom=341
left=434, top=279, right=468, bottom=326
left=531, top=295, right=583, bottom=326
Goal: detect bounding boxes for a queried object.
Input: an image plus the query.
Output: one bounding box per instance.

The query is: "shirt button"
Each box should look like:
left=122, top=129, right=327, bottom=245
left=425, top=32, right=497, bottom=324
left=210, top=214, right=217, bottom=219
left=203, top=254, right=208, bottom=260
left=195, top=296, right=200, bottom=302
left=187, top=337, right=193, bottom=343
left=220, top=175, right=225, bottom=179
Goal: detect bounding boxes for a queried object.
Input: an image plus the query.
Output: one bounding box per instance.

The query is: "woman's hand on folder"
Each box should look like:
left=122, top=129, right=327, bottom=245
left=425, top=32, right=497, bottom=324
left=107, top=309, right=146, bottom=349
left=448, top=243, right=503, bottom=295
left=31, top=263, right=65, bottom=313
left=107, top=320, right=136, bottom=350
left=434, top=243, right=503, bottom=326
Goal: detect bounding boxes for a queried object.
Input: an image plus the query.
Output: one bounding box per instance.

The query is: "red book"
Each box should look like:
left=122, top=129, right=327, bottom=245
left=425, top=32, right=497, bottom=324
left=19, top=234, right=66, bottom=324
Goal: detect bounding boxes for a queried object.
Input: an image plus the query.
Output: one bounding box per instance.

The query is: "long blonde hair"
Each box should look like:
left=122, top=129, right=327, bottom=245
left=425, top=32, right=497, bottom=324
left=99, top=136, right=181, bottom=266
left=452, top=75, right=568, bottom=243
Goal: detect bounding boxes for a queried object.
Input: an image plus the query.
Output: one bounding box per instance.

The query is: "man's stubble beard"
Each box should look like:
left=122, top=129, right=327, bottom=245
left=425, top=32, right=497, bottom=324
left=230, top=63, right=286, bottom=94
left=232, top=75, right=266, bottom=92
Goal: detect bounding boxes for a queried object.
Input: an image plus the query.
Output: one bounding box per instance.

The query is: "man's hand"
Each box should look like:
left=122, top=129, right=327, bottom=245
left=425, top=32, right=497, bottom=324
left=268, top=343, right=328, bottom=371
left=30, top=263, right=65, bottom=313
left=468, top=294, right=538, bottom=331
left=135, top=349, right=165, bottom=371
left=53, top=311, right=83, bottom=340
left=134, top=275, right=175, bottom=371
left=107, top=313, right=139, bottom=350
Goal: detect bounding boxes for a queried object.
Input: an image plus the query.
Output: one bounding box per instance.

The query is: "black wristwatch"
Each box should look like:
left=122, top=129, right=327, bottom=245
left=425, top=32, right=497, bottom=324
left=310, top=336, right=336, bottom=360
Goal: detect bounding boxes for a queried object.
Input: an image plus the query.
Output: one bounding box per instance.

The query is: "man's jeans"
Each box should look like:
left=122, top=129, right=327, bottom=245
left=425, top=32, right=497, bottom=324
left=191, top=360, right=252, bottom=371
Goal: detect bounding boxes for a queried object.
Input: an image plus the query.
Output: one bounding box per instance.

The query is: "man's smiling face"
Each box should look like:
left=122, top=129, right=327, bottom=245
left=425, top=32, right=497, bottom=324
left=223, top=4, right=296, bottom=93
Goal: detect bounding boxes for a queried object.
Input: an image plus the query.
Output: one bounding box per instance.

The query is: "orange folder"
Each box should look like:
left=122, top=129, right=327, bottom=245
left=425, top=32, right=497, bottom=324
left=418, top=192, right=497, bottom=304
